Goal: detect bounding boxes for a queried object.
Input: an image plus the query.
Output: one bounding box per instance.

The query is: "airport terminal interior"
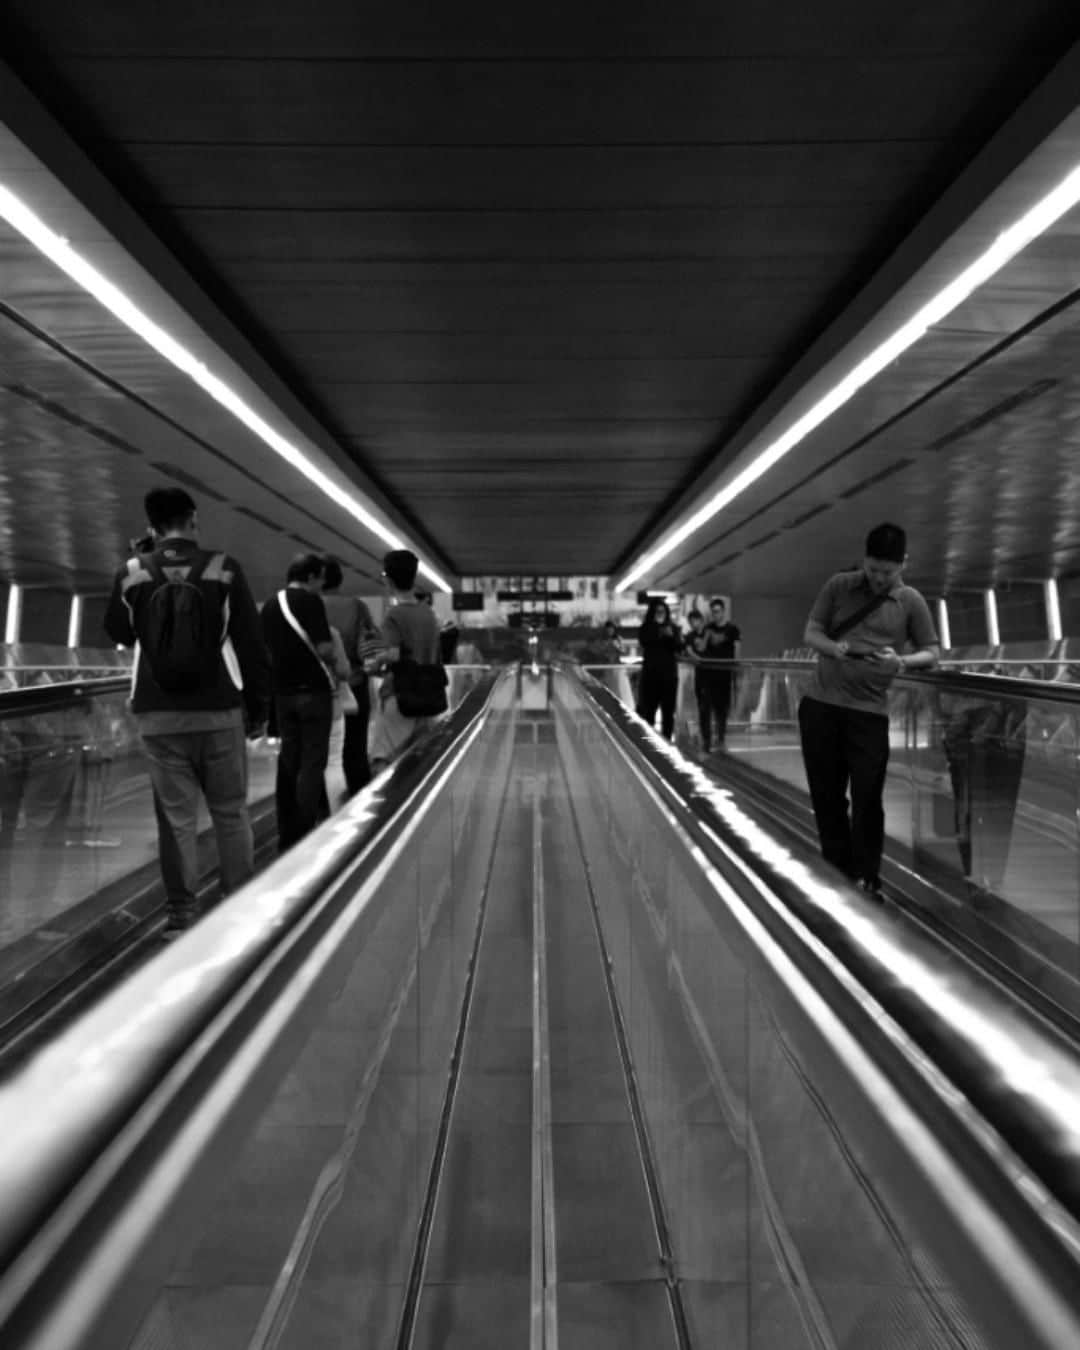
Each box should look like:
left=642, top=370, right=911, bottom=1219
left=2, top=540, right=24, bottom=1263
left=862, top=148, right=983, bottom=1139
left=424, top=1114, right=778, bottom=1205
left=4, top=4, right=1080, bottom=1348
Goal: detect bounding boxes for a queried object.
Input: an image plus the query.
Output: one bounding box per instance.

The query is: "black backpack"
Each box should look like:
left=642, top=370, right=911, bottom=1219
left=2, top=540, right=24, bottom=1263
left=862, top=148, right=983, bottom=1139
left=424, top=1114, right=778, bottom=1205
left=393, top=644, right=449, bottom=718
left=140, top=551, right=225, bottom=693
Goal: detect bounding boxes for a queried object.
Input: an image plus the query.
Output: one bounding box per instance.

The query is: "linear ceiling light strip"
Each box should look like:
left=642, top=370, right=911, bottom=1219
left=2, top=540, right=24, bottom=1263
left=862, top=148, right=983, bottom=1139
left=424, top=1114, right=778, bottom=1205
left=615, top=162, right=1080, bottom=593
left=0, top=185, right=451, bottom=592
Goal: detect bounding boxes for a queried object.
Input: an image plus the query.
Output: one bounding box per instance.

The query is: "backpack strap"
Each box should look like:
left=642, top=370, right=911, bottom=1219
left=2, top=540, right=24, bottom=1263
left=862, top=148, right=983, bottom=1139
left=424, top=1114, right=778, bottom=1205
left=141, top=548, right=218, bottom=586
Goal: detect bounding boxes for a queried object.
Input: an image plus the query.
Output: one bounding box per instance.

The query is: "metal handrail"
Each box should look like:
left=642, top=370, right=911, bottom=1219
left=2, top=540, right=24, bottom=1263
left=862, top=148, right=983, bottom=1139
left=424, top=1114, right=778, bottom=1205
left=581, top=655, right=1080, bottom=705
left=0, top=669, right=508, bottom=1348
left=561, top=664, right=1080, bottom=1347
left=0, top=675, right=131, bottom=720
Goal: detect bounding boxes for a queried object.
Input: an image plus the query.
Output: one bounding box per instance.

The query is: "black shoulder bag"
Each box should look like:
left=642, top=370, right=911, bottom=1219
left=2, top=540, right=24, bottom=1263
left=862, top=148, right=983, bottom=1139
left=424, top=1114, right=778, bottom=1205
left=393, top=638, right=449, bottom=718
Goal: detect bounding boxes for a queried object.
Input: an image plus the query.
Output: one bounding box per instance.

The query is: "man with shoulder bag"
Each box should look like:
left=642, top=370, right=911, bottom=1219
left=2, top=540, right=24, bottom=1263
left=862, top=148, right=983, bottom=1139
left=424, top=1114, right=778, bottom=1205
left=260, top=553, right=339, bottom=851
left=369, top=549, right=447, bottom=771
left=799, top=522, right=939, bottom=898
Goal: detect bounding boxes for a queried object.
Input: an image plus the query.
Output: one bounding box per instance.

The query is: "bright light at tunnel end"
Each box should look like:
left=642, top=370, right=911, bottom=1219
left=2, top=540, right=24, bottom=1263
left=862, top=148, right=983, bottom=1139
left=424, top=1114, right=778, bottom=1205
left=0, top=184, right=451, bottom=593
left=615, top=160, right=1080, bottom=593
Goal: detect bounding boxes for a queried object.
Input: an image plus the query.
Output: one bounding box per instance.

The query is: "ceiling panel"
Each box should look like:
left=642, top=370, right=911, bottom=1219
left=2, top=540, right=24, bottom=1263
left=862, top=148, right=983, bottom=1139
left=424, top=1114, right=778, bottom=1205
left=667, top=299, right=1080, bottom=598
left=7, top=1, right=1076, bottom=59
left=1, top=0, right=1079, bottom=586
left=20, top=59, right=1003, bottom=145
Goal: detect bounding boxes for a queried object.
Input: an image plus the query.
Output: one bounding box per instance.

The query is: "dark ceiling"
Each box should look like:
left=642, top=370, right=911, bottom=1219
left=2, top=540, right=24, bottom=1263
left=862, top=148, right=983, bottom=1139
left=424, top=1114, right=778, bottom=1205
left=2, top=2, right=1080, bottom=583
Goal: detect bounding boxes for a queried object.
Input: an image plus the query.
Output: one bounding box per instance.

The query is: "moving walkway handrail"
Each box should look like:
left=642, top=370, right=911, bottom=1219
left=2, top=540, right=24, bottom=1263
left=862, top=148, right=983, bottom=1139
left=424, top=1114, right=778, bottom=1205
left=0, top=668, right=507, bottom=1348
left=0, top=674, right=131, bottom=719
left=565, top=664, right=1080, bottom=1347
left=583, top=654, right=1080, bottom=703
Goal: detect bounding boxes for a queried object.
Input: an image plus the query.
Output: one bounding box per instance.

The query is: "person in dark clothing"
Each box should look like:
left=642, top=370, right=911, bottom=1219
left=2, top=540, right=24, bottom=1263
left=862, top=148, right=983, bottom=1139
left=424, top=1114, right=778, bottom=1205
left=941, top=697, right=1026, bottom=900
left=321, top=555, right=378, bottom=797
left=261, top=554, right=336, bottom=853
left=418, top=586, right=462, bottom=668
left=439, top=620, right=460, bottom=666
left=104, top=487, right=269, bottom=937
left=636, top=599, right=682, bottom=740
left=700, top=597, right=742, bottom=751
left=799, top=523, right=939, bottom=896
left=685, top=611, right=712, bottom=752
left=600, top=620, right=624, bottom=663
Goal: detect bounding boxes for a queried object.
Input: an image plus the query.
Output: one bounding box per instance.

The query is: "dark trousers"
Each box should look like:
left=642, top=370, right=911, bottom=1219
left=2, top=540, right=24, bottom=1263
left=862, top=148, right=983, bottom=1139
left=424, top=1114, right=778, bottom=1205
left=637, top=669, right=678, bottom=741
left=798, top=696, right=890, bottom=886
left=342, top=676, right=372, bottom=795
left=275, top=691, right=334, bottom=852
left=942, top=716, right=1025, bottom=891
left=696, top=672, right=733, bottom=751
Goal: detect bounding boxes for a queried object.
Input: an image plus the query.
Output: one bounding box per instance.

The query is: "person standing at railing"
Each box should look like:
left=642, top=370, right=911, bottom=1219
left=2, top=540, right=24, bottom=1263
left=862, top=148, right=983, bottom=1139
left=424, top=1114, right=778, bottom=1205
left=685, top=610, right=712, bottom=752
left=799, top=523, right=939, bottom=897
left=260, top=554, right=338, bottom=854
left=700, top=597, right=742, bottom=751
left=369, top=551, right=447, bottom=772
left=636, top=599, right=683, bottom=741
left=322, top=556, right=379, bottom=798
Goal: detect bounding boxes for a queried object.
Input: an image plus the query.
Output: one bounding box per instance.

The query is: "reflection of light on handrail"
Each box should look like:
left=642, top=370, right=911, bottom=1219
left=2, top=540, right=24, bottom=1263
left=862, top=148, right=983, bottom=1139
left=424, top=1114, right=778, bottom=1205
left=0, top=673, right=512, bottom=1214
left=593, top=682, right=1080, bottom=1152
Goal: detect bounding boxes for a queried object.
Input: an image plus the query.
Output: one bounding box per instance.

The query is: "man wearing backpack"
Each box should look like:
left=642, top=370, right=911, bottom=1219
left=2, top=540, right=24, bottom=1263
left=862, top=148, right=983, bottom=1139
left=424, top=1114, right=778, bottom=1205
left=369, top=550, right=446, bottom=771
left=799, top=522, right=939, bottom=898
left=105, top=487, right=270, bottom=938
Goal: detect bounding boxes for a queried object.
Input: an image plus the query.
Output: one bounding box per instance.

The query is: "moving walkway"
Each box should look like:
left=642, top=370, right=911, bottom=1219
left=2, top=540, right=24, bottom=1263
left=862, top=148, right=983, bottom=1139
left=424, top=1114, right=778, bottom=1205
left=1, top=665, right=1079, bottom=1348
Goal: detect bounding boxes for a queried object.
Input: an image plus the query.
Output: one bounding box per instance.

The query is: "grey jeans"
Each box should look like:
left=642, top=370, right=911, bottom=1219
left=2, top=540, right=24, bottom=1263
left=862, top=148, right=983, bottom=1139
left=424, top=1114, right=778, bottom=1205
left=142, top=724, right=254, bottom=914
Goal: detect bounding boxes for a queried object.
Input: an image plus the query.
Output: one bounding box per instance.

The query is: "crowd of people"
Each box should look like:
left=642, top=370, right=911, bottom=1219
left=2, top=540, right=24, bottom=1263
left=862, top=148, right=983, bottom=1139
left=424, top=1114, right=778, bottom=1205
left=633, top=595, right=742, bottom=749
left=102, top=488, right=941, bottom=938
left=627, top=523, right=941, bottom=901
left=105, top=486, right=449, bottom=938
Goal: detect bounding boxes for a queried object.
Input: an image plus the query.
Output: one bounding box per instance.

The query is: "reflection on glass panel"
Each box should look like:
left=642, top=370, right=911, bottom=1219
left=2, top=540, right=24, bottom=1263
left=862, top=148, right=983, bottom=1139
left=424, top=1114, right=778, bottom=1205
left=0, top=687, right=279, bottom=952
left=122, top=683, right=516, bottom=1350
left=0, top=669, right=490, bottom=954
left=551, top=670, right=1004, bottom=1349
left=580, top=657, right=1080, bottom=960
left=904, top=681, right=1080, bottom=944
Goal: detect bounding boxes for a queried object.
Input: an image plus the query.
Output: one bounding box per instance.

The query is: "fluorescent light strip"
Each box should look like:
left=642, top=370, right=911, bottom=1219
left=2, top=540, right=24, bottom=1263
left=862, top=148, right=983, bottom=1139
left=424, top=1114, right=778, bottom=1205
left=4, top=583, right=22, bottom=645
left=984, top=588, right=1001, bottom=647
left=1045, top=578, right=1063, bottom=642
left=67, top=594, right=83, bottom=649
left=935, top=597, right=952, bottom=652
left=0, top=185, right=451, bottom=593
left=616, top=161, right=1080, bottom=592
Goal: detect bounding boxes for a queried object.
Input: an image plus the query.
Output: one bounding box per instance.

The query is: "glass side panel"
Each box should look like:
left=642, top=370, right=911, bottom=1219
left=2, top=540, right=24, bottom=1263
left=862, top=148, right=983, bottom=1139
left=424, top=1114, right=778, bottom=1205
left=122, top=683, right=516, bottom=1350
left=554, top=670, right=1015, bottom=1350
left=0, top=670, right=490, bottom=964
left=0, top=688, right=278, bottom=953
left=582, top=659, right=1080, bottom=996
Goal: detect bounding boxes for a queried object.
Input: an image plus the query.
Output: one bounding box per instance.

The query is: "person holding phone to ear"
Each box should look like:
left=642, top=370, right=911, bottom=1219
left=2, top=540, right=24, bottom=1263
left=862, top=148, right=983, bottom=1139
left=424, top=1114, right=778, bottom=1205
left=799, top=523, right=939, bottom=897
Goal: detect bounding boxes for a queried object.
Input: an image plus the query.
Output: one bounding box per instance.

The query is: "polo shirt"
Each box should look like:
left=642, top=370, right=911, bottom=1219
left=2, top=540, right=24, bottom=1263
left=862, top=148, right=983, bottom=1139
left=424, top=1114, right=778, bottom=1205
left=806, top=569, right=938, bottom=714
left=380, top=599, right=441, bottom=700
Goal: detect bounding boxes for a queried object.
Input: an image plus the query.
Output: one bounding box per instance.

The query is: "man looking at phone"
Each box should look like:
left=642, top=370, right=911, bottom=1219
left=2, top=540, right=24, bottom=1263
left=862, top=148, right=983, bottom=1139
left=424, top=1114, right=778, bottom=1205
left=799, top=522, right=939, bottom=896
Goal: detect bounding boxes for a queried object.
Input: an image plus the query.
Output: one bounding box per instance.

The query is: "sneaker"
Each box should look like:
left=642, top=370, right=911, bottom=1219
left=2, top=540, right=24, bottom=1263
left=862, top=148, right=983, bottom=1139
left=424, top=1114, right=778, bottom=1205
left=857, top=878, right=884, bottom=901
